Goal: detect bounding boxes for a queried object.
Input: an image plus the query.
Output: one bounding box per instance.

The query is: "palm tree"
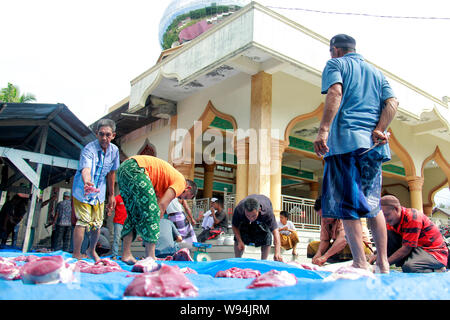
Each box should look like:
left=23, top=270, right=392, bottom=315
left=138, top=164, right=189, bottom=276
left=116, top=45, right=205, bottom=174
left=0, top=82, right=36, bottom=103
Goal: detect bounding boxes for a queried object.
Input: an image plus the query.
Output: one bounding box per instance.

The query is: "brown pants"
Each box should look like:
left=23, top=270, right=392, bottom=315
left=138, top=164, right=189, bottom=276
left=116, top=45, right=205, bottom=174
left=307, top=240, right=373, bottom=261
left=280, top=231, right=299, bottom=250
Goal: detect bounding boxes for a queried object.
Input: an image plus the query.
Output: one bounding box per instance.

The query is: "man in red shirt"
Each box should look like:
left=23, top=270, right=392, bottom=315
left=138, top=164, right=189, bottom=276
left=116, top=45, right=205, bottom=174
left=373, top=195, right=448, bottom=272
left=111, top=194, right=127, bottom=259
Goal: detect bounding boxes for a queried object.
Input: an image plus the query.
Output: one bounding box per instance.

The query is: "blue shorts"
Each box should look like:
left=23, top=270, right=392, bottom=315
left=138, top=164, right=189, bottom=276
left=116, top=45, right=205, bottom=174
left=322, top=148, right=383, bottom=220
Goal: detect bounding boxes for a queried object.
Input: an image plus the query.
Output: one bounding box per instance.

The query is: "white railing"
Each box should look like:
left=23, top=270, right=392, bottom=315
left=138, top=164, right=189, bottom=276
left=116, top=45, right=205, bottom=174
left=192, top=198, right=210, bottom=221
left=281, top=195, right=320, bottom=230
left=194, top=194, right=320, bottom=231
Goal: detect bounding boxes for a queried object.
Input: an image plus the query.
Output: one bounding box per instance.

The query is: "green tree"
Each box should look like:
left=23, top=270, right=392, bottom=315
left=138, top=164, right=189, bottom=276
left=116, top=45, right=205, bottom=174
left=0, top=82, right=36, bottom=103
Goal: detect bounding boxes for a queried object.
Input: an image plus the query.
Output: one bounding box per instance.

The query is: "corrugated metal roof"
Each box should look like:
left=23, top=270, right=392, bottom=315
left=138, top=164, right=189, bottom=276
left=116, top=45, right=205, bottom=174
left=0, top=102, right=96, bottom=189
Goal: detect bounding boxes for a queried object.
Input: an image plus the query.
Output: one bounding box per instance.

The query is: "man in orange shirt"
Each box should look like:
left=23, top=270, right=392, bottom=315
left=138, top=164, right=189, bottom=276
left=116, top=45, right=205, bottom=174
left=117, top=155, right=198, bottom=264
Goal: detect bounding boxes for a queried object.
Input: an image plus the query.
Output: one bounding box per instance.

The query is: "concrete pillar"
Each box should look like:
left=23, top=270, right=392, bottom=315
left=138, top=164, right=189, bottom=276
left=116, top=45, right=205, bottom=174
left=407, top=176, right=424, bottom=211
left=248, top=71, right=272, bottom=196
left=270, top=139, right=288, bottom=219
left=235, top=138, right=249, bottom=205
left=203, top=163, right=215, bottom=199
left=309, top=181, right=319, bottom=200
left=423, top=204, right=433, bottom=216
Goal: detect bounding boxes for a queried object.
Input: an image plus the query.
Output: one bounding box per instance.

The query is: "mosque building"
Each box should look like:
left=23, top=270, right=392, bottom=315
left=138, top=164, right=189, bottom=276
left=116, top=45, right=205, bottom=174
left=95, top=0, right=450, bottom=226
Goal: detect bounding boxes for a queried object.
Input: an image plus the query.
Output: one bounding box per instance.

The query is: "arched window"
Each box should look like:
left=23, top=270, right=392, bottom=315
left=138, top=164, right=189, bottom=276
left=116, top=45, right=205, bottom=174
left=138, top=139, right=157, bottom=157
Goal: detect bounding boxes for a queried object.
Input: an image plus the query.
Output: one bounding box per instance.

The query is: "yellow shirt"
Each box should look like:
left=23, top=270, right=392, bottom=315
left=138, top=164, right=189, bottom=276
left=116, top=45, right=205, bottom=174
left=130, top=155, right=186, bottom=198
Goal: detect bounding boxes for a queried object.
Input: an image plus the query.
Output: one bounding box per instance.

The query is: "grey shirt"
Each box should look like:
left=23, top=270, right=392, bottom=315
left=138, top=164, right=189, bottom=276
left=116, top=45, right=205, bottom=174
left=156, top=219, right=181, bottom=256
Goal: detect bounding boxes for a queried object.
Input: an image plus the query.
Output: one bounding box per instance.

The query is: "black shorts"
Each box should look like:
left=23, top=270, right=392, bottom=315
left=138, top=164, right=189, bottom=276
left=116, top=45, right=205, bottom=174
left=234, top=222, right=272, bottom=247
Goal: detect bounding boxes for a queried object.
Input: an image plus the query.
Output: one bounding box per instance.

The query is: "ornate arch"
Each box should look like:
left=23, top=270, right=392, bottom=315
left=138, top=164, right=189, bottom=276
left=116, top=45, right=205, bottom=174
left=137, top=139, right=157, bottom=157
left=172, top=100, right=238, bottom=177
left=421, top=146, right=450, bottom=182
left=284, top=103, right=324, bottom=142
left=387, top=128, right=416, bottom=178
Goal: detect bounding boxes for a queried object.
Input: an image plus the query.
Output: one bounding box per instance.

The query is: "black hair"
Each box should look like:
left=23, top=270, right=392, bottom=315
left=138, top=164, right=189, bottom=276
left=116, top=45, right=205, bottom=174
left=280, top=210, right=289, bottom=218
left=243, top=197, right=260, bottom=212
left=314, top=196, right=322, bottom=212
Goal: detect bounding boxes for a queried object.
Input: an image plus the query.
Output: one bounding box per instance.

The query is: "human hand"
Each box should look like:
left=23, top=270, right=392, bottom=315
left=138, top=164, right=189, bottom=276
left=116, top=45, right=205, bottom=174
left=372, top=130, right=390, bottom=145
left=274, top=253, right=284, bottom=263
left=313, top=130, right=329, bottom=157
left=84, top=182, right=99, bottom=195
left=238, top=240, right=245, bottom=251
left=368, top=254, right=377, bottom=265
left=312, top=255, right=327, bottom=266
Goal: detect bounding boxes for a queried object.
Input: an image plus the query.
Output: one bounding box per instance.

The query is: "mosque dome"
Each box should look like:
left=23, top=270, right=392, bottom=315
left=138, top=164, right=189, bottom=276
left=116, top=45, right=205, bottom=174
left=158, top=0, right=251, bottom=49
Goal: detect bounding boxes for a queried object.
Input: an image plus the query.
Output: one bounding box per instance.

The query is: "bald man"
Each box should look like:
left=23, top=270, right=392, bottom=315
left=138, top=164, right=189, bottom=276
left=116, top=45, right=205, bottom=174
left=374, top=195, right=448, bottom=272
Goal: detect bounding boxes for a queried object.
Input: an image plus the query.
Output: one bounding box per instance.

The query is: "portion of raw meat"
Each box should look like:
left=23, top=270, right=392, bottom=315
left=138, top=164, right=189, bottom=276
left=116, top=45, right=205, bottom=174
left=84, top=185, right=100, bottom=195
left=0, top=257, right=21, bottom=280
left=287, top=261, right=323, bottom=271
left=131, top=257, right=161, bottom=273
left=75, top=259, right=125, bottom=274
left=172, top=248, right=193, bottom=261
left=322, top=265, right=376, bottom=282
left=124, top=264, right=198, bottom=298
left=21, top=256, right=75, bottom=284
left=179, top=267, right=198, bottom=274
left=12, top=255, right=39, bottom=263
left=247, top=270, right=297, bottom=289
left=215, top=267, right=261, bottom=279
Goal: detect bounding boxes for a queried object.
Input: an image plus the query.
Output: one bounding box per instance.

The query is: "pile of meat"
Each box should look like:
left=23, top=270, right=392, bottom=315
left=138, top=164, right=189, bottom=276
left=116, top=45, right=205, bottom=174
left=247, top=270, right=298, bottom=289
left=322, top=265, right=376, bottom=282
left=0, top=255, right=127, bottom=284
left=215, top=267, right=261, bottom=279
left=124, top=264, right=198, bottom=298
left=20, top=256, right=76, bottom=284
left=0, top=257, right=21, bottom=280
left=75, top=259, right=126, bottom=274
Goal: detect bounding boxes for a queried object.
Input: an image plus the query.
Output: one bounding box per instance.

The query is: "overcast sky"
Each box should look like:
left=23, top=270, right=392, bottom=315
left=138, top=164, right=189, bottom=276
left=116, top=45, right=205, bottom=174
left=1, top=0, right=449, bottom=126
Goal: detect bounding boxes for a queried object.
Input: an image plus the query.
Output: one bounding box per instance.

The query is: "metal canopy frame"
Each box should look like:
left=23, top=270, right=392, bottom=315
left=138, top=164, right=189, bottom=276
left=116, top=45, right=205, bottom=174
left=0, top=103, right=96, bottom=252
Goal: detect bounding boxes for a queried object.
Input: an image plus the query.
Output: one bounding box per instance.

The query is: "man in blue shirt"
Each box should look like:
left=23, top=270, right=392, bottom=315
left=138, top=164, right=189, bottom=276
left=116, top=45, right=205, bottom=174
left=314, top=34, right=398, bottom=273
left=72, top=119, right=120, bottom=262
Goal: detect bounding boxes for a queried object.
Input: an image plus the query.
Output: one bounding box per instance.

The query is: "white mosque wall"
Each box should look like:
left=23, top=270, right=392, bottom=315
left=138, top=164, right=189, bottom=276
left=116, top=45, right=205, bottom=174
left=272, top=72, right=324, bottom=140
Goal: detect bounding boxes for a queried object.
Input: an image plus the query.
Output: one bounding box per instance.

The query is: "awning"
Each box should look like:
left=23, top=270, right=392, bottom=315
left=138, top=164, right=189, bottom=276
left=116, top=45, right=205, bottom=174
left=0, top=102, right=96, bottom=252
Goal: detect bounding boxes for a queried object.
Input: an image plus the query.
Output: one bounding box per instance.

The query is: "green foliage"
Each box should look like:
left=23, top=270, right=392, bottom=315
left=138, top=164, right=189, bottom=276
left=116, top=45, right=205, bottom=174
left=0, top=82, right=36, bottom=103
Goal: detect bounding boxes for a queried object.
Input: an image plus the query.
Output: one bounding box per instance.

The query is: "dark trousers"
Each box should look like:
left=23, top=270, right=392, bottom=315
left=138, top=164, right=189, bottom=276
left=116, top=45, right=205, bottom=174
left=387, top=230, right=445, bottom=273
left=54, top=225, right=72, bottom=252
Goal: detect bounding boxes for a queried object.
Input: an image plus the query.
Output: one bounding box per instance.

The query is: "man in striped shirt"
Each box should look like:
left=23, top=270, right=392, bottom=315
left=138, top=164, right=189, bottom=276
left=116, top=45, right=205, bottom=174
left=374, top=195, right=448, bottom=272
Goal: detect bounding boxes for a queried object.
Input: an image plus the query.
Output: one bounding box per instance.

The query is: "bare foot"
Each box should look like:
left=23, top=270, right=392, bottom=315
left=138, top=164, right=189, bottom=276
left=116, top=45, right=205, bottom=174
left=121, top=255, right=137, bottom=265
left=86, top=249, right=101, bottom=263
left=72, top=253, right=84, bottom=260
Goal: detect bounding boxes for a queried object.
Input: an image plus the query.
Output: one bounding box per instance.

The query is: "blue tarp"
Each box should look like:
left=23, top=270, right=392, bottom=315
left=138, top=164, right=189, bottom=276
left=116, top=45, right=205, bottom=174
left=1, top=250, right=449, bottom=300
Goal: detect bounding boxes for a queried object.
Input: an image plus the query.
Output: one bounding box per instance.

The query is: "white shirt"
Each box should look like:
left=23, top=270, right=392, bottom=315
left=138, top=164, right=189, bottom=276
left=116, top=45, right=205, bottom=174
left=277, top=220, right=296, bottom=236
left=201, top=210, right=214, bottom=230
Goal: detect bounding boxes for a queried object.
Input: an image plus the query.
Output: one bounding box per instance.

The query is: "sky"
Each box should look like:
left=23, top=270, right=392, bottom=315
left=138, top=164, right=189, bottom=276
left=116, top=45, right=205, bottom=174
left=1, top=0, right=449, bottom=200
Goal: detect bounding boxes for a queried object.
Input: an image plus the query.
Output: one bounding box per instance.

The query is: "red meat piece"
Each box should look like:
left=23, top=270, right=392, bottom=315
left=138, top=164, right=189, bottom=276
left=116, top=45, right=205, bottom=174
left=215, top=267, right=261, bottom=279
left=246, top=270, right=297, bottom=289
left=124, top=264, right=198, bottom=298
left=12, top=255, right=39, bottom=263
left=172, top=248, right=193, bottom=261
left=131, top=257, right=160, bottom=273
left=0, top=257, right=21, bottom=280
left=84, top=185, right=100, bottom=195
left=75, top=259, right=125, bottom=274
left=21, top=255, right=74, bottom=284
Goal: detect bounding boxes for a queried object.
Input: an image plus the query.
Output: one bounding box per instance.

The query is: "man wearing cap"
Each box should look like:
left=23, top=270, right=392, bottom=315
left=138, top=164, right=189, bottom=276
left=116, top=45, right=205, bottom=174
left=372, top=195, right=448, bottom=272
left=53, top=191, right=73, bottom=252
left=197, top=197, right=228, bottom=242
left=314, top=34, right=399, bottom=273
